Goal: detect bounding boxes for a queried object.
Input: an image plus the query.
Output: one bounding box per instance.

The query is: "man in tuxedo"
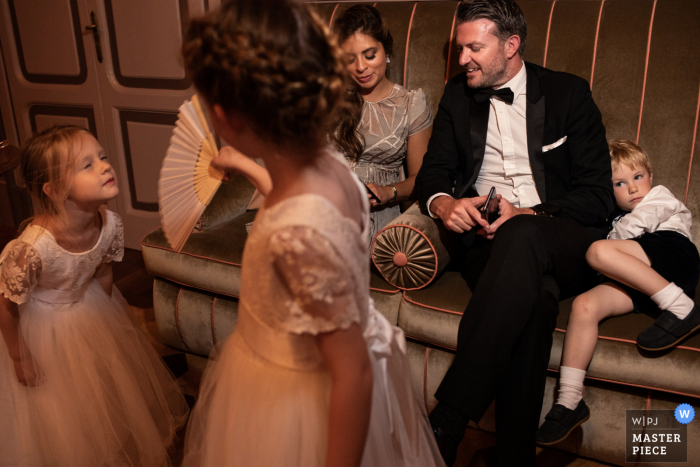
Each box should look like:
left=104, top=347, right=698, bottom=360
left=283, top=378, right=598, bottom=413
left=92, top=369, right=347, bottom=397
left=415, top=1, right=615, bottom=465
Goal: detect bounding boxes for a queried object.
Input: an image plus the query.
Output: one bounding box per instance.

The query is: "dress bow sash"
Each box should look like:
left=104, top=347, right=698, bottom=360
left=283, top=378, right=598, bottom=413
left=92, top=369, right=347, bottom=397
left=31, top=281, right=91, bottom=304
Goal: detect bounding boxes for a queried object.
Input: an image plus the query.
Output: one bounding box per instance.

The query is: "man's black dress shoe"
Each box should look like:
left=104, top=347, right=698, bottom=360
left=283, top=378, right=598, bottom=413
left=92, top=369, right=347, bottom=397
left=429, top=402, right=469, bottom=466
left=637, top=303, right=700, bottom=351
left=430, top=422, right=461, bottom=466
left=535, top=400, right=590, bottom=446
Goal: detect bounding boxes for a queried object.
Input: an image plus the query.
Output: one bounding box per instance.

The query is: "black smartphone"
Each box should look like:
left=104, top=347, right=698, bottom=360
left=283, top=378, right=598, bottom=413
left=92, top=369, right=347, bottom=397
left=480, top=187, right=500, bottom=223
left=364, top=183, right=381, bottom=203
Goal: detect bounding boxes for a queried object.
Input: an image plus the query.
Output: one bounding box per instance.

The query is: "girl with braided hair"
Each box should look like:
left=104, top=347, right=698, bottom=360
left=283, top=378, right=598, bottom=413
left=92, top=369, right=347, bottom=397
left=180, top=1, right=445, bottom=467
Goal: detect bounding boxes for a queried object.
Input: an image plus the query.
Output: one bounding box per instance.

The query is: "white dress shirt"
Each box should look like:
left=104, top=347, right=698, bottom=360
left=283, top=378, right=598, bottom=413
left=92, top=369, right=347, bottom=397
left=427, top=62, right=541, bottom=217
left=608, top=185, right=693, bottom=241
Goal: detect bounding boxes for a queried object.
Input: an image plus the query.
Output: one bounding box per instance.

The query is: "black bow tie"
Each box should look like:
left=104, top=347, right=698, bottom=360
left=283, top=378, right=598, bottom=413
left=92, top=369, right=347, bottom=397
left=473, top=87, right=514, bottom=104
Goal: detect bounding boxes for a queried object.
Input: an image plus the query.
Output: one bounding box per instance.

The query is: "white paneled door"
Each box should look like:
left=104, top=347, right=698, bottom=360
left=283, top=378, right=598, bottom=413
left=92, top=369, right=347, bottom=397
left=0, top=0, right=212, bottom=248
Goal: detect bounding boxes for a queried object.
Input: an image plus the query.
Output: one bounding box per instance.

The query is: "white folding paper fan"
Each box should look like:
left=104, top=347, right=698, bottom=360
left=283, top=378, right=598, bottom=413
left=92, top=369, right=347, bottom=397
left=158, top=95, right=224, bottom=252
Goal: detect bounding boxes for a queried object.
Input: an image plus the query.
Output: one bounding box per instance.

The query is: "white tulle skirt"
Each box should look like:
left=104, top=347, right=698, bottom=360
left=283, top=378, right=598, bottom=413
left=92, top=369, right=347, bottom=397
left=0, top=280, right=189, bottom=467
left=182, top=305, right=445, bottom=467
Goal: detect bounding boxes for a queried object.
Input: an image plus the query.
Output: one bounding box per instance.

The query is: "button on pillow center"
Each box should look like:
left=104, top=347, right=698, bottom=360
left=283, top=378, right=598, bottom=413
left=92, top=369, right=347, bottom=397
left=393, top=252, right=408, bottom=267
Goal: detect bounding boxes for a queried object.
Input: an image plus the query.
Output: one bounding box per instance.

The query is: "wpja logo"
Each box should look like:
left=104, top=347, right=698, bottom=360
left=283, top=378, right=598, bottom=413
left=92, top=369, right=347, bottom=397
left=626, top=405, right=694, bottom=463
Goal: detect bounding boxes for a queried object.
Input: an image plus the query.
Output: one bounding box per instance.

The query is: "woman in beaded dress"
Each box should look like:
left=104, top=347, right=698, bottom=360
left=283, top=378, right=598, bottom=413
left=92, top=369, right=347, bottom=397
left=332, top=5, right=433, bottom=245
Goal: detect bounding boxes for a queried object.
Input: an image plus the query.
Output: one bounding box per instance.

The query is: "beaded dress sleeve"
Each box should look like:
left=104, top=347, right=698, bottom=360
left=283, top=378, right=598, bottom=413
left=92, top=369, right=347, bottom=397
left=407, top=88, right=433, bottom=136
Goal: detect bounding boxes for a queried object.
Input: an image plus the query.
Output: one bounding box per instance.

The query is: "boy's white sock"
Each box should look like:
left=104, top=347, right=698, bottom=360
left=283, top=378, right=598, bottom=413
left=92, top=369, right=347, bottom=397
left=556, top=366, right=587, bottom=410
left=651, top=283, right=695, bottom=320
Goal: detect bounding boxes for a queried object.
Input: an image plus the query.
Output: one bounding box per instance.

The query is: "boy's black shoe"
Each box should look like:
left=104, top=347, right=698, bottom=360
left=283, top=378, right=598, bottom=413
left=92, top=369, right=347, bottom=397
left=637, top=303, right=700, bottom=351
left=535, top=400, right=590, bottom=446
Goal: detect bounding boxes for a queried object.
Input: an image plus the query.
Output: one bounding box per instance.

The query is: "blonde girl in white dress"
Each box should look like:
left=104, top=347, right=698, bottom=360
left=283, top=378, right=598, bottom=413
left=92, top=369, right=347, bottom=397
left=180, top=1, right=445, bottom=466
left=0, top=125, right=189, bottom=467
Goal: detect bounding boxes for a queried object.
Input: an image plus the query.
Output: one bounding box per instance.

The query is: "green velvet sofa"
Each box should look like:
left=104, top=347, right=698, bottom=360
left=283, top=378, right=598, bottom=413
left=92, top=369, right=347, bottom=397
left=142, top=2, right=700, bottom=465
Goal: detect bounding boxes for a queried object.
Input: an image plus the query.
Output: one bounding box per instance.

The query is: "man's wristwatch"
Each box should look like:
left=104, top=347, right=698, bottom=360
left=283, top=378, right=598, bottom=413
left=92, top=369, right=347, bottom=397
left=532, top=206, right=552, bottom=217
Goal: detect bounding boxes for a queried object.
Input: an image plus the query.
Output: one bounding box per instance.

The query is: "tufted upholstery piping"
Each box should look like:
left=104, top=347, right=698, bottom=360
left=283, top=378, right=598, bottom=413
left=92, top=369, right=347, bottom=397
left=542, top=1, right=556, bottom=68
left=445, top=5, right=458, bottom=85
left=589, top=0, right=605, bottom=89
left=547, top=368, right=700, bottom=401
left=401, top=291, right=463, bottom=315
left=423, top=347, right=430, bottom=413
left=403, top=3, right=417, bottom=88
left=328, top=3, right=339, bottom=27
left=211, top=296, right=218, bottom=350
left=554, top=327, right=700, bottom=353
left=141, top=237, right=243, bottom=267
left=685, top=82, right=700, bottom=204
left=156, top=274, right=240, bottom=300
left=174, top=287, right=190, bottom=352
left=636, top=0, right=657, bottom=144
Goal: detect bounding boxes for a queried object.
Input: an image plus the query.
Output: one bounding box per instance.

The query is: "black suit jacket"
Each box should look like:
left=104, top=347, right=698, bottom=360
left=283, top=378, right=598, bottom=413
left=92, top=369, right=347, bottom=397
left=415, top=62, right=614, bottom=229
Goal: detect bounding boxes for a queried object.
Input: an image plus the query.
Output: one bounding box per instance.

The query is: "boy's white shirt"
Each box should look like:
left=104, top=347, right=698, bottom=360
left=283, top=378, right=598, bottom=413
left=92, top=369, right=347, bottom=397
left=608, top=185, right=692, bottom=241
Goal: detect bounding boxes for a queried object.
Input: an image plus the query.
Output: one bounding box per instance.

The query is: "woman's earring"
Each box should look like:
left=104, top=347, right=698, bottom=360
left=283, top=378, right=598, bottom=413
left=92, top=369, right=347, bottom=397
left=386, top=57, right=391, bottom=63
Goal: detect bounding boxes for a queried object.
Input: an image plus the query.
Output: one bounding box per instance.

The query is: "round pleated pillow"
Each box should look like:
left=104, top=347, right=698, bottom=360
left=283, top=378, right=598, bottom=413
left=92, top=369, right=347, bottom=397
left=371, top=203, right=453, bottom=290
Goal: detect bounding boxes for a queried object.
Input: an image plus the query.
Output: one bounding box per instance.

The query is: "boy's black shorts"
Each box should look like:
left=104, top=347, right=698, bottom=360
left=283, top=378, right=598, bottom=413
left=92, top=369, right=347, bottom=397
left=602, top=230, right=700, bottom=315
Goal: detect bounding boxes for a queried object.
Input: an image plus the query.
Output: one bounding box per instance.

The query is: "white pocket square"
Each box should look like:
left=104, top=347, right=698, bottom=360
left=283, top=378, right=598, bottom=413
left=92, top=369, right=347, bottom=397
left=542, top=136, right=567, bottom=153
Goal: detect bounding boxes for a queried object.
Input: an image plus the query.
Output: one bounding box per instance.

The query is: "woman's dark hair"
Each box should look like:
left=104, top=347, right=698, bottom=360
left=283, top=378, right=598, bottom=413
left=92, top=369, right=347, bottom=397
left=331, top=5, right=394, bottom=160
left=457, top=0, right=527, bottom=57
left=182, top=0, right=347, bottom=149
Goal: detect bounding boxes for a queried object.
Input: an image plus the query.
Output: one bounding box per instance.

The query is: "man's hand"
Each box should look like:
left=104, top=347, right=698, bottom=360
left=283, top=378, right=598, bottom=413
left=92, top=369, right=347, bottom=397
left=478, top=198, right=535, bottom=240
left=432, top=195, right=490, bottom=233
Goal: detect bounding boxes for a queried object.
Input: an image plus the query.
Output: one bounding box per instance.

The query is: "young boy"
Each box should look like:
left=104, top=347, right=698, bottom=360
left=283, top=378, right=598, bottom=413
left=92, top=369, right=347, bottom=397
left=535, top=140, right=700, bottom=445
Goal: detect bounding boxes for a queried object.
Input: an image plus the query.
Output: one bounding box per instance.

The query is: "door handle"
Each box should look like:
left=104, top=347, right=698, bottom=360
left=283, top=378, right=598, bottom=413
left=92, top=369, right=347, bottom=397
left=85, top=11, right=103, bottom=63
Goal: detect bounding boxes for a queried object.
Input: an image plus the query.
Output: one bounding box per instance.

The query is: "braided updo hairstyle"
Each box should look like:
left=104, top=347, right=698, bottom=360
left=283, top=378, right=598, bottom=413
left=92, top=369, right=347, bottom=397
left=182, top=0, right=347, bottom=148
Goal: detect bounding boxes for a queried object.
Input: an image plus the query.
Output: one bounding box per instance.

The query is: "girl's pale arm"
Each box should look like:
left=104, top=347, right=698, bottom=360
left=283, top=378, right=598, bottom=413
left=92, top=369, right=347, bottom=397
left=94, top=262, right=113, bottom=296
left=317, top=321, right=373, bottom=467
left=366, top=125, right=432, bottom=206
left=211, top=146, right=273, bottom=196
left=0, top=294, right=22, bottom=362
left=0, top=294, right=40, bottom=386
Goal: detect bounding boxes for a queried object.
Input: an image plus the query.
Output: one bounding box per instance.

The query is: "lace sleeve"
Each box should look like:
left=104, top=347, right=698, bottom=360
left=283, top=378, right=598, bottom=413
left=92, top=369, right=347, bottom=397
left=0, top=241, right=42, bottom=305
left=270, top=225, right=360, bottom=335
left=103, top=211, right=124, bottom=263
left=408, top=88, right=433, bottom=137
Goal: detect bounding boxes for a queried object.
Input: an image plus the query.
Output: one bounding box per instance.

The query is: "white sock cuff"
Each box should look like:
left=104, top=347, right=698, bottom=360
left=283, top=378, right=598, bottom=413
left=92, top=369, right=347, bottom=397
left=557, top=368, right=586, bottom=410
left=559, top=366, right=587, bottom=385
left=651, top=283, right=683, bottom=310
